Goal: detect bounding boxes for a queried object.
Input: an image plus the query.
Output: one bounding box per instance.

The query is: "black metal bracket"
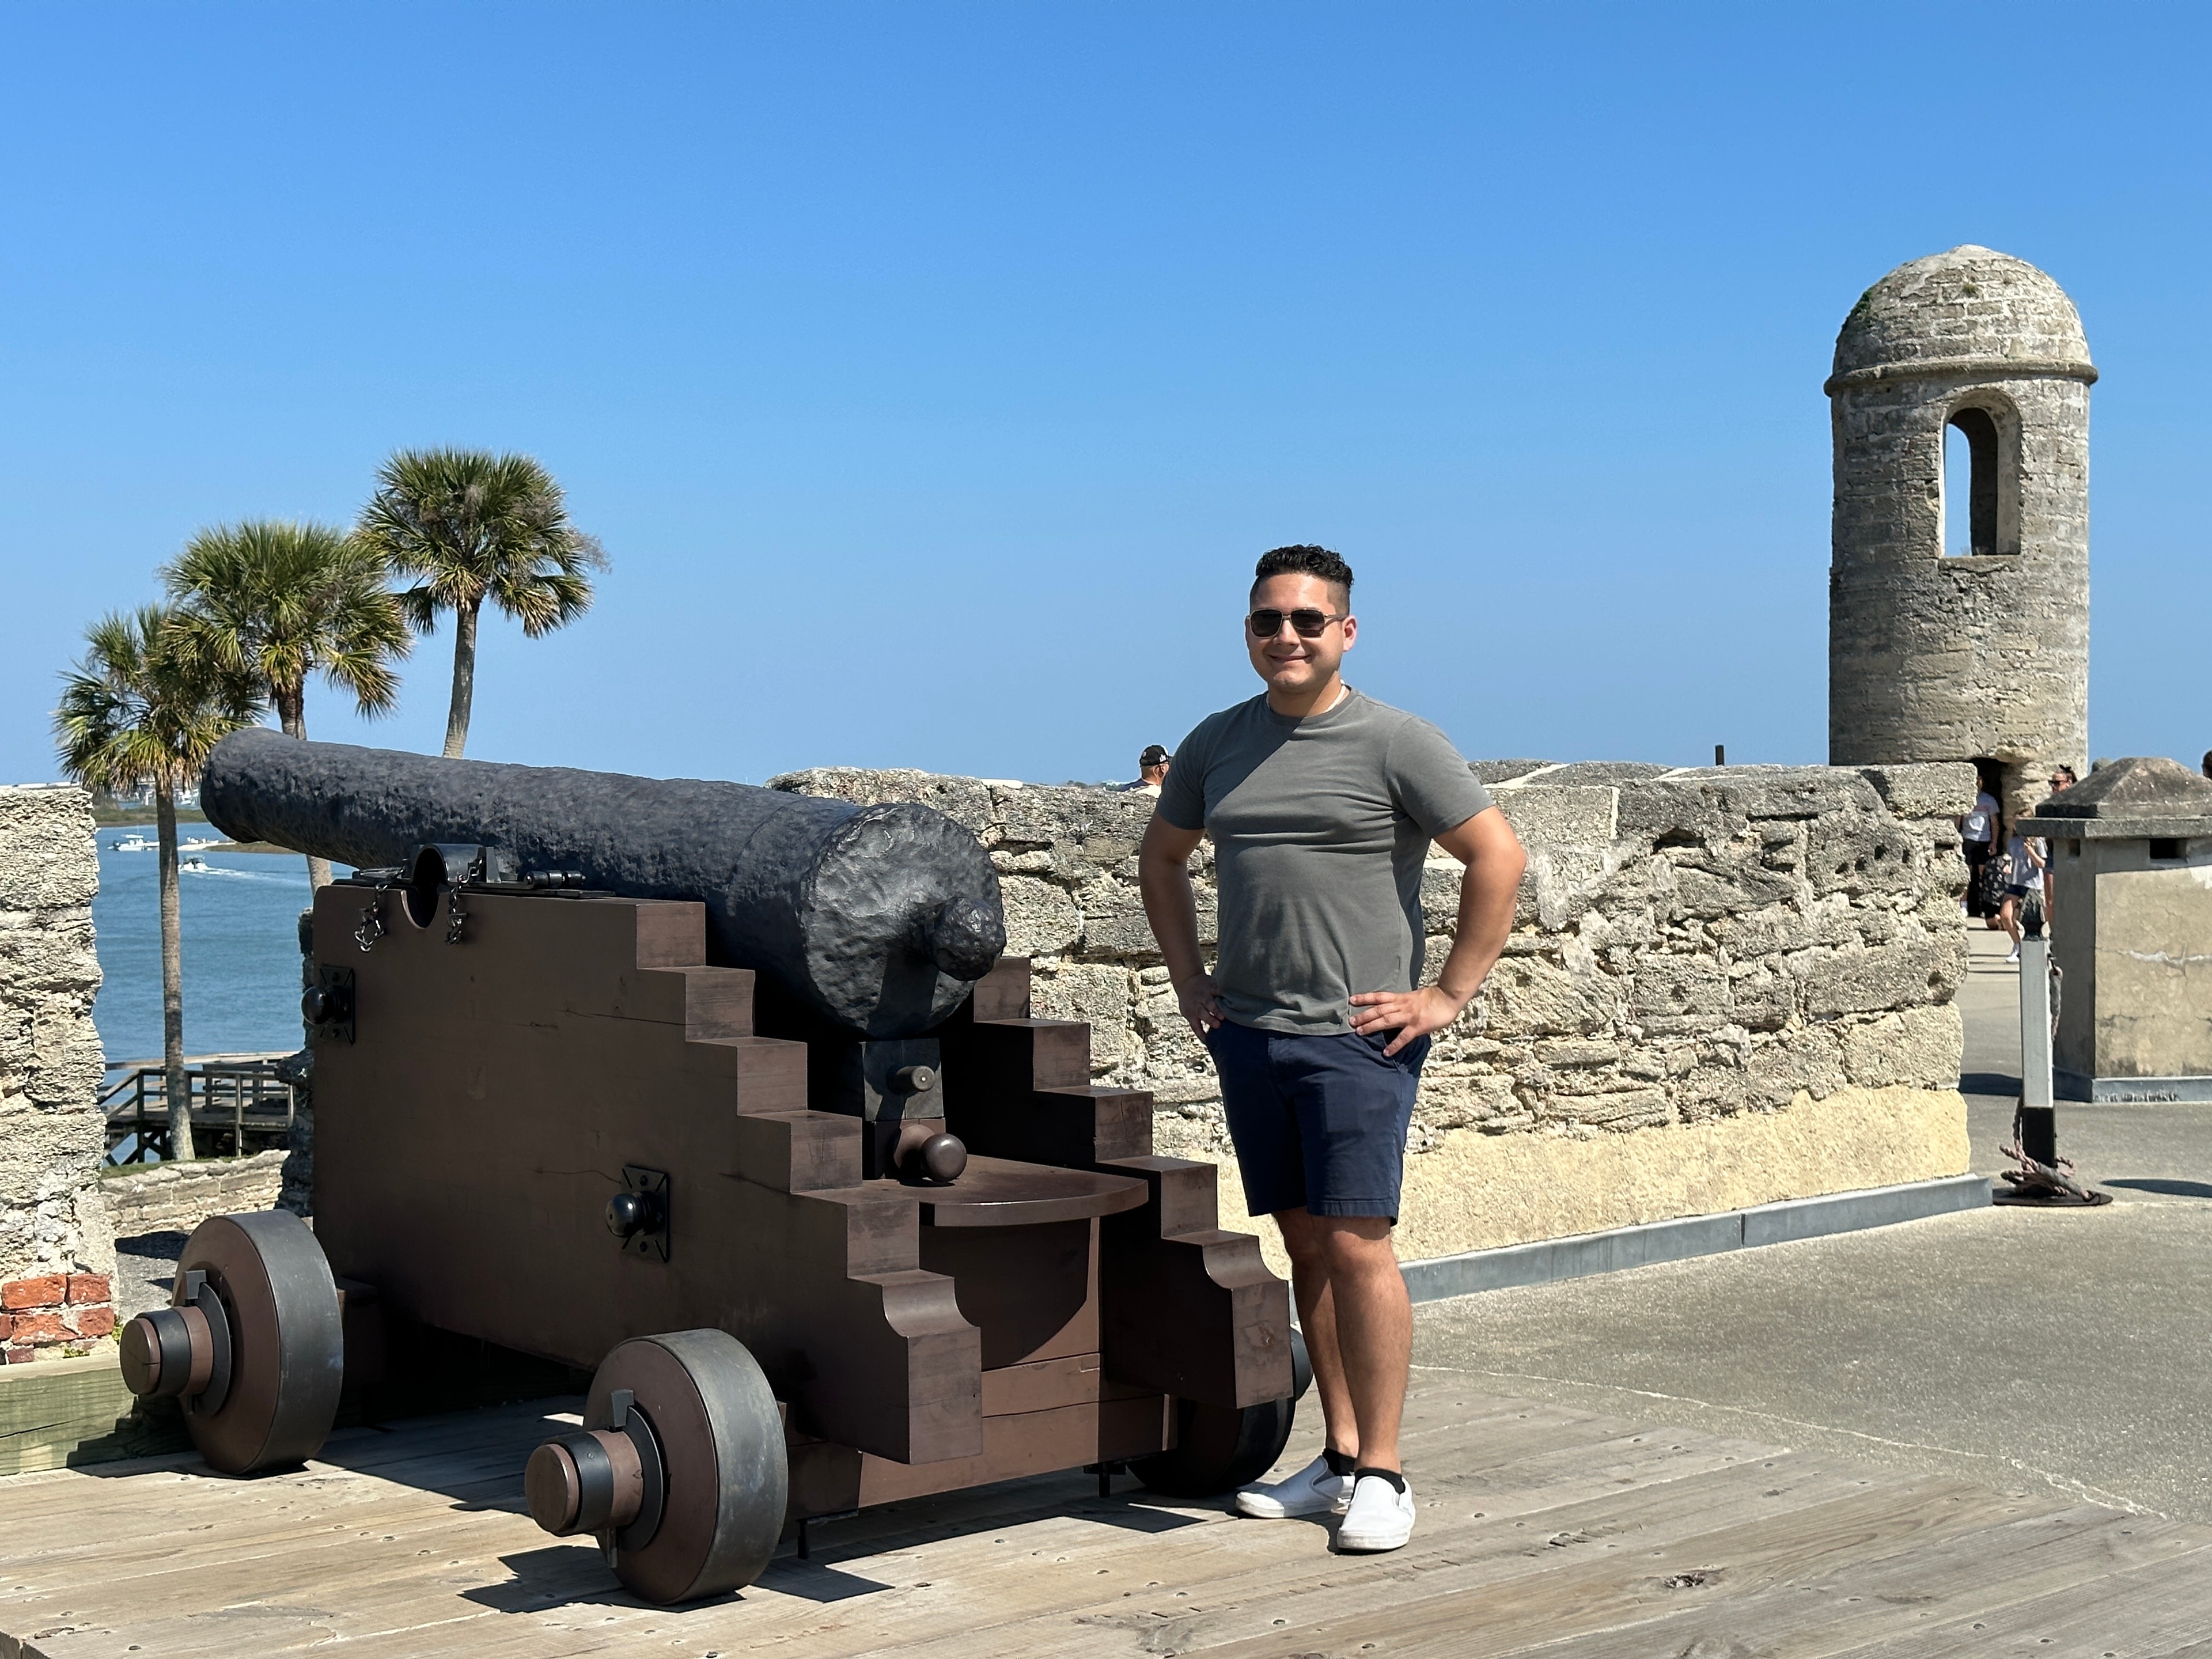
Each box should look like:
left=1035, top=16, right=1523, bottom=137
left=303, top=964, right=355, bottom=1044
left=608, top=1165, right=671, bottom=1262
left=815, top=1037, right=944, bottom=1124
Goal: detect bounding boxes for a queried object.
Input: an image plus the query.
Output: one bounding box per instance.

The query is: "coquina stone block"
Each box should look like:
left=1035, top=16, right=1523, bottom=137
left=0, top=785, right=115, bottom=1358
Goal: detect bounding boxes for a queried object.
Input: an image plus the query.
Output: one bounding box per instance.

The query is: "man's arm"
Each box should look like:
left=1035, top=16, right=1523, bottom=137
left=1138, top=813, right=1221, bottom=1039
left=1349, top=804, right=1527, bottom=1056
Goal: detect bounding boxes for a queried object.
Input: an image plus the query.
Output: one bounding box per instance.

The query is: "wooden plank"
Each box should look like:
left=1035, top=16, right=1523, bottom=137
left=1493, top=1503, right=2212, bottom=1657
left=1806, top=1533, right=2212, bottom=1658
left=788, top=1394, right=1620, bottom=1565
left=450, top=1441, right=1856, bottom=1659
left=1142, top=1476, right=2055, bottom=1659
left=980, top=1353, right=1152, bottom=1417
left=854, top=1453, right=1871, bottom=1659
left=0, top=1356, right=174, bottom=1477
left=916, top=1160, right=1149, bottom=1228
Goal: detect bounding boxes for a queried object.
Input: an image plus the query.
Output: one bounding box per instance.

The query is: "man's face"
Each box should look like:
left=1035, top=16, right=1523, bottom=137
left=1245, top=573, right=1355, bottom=696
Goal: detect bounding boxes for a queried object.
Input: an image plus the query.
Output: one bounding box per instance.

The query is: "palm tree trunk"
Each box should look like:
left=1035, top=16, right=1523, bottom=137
left=156, top=786, right=196, bottom=1162
left=443, top=600, right=480, bottom=759
left=277, top=686, right=334, bottom=889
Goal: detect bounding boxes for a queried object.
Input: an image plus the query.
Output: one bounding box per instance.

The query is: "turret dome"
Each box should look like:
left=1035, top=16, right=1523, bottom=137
left=1830, top=245, right=2093, bottom=389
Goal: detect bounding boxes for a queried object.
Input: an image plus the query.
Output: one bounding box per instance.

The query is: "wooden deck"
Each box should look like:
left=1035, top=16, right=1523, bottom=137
left=2, top=1372, right=2206, bottom=1658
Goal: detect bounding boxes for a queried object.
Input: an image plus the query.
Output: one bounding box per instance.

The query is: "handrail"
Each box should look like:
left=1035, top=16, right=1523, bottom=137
left=100, top=1051, right=300, bottom=1164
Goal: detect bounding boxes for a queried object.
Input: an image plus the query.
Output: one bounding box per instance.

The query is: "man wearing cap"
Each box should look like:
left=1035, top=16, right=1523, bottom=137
left=1126, top=745, right=1172, bottom=796
left=1138, top=543, right=1525, bottom=1554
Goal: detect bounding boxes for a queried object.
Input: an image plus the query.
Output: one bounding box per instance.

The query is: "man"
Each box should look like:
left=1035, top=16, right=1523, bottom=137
left=1125, top=744, right=1172, bottom=796
left=1138, top=544, right=1525, bottom=1554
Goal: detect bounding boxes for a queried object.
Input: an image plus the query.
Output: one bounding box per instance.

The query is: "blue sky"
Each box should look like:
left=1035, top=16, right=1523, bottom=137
left=3, top=5, right=2206, bottom=787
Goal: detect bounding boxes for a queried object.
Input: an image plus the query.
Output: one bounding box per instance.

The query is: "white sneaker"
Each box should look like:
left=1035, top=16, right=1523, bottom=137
left=2008, top=946, right=2022, bottom=964
left=1234, top=1453, right=1354, bottom=1518
left=1335, top=1471, right=1416, bottom=1552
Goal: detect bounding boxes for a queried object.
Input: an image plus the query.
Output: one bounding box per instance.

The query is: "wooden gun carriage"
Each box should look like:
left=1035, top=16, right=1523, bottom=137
left=118, top=736, right=1300, bottom=1604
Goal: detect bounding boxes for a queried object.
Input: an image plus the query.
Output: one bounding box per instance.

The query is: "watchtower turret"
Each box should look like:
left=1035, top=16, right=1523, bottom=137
left=1826, top=245, right=2093, bottom=817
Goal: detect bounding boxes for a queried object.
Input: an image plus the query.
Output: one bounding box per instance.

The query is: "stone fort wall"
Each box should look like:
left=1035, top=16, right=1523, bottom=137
left=0, top=785, right=117, bottom=1361
left=774, top=759, right=1978, bottom=1268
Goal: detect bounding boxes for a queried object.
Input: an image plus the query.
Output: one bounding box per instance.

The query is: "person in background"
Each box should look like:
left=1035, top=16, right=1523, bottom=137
left=1126, top=744, right=1171, bottom=796
left=1959, top=776, right=2000, bottom=922
left=2041, top=766, right=2075, bottom=929
left=1997, top=822, right=2044, bottom=965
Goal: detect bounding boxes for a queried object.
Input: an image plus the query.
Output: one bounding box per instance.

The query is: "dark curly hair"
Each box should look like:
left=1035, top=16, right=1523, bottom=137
left=1252, top=544, right=1353, bottom=603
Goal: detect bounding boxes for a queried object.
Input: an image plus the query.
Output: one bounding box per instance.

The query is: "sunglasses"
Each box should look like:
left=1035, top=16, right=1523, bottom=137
left=1247, top=608, right=1348, bottom=639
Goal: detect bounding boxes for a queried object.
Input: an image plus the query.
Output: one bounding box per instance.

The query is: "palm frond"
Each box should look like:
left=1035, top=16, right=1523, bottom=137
left=357, top=448, right=605, bottom=638
left=163, top=519, right=410, bottom=722
left=54, top=604, right=265, bottom=795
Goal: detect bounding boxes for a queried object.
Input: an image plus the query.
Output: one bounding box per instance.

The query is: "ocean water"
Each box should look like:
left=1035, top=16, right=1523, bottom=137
left=90, top=836, right=341, bottom=1065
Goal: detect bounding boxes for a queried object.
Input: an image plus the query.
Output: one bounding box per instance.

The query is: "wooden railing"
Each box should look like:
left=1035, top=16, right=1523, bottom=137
left=100, top=1052, right=298, bottom=1163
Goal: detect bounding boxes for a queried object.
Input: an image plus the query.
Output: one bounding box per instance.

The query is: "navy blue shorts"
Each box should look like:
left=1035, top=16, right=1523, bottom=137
left=1206, top=1019, right=1430, bottom=1222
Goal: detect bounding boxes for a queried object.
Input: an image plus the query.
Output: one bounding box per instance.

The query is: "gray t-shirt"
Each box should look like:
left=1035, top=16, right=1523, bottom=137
left=1158, top=689, right=1494, bottom=1034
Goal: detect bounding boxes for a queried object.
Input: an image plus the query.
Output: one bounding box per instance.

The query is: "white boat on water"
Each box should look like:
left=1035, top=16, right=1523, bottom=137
left=108, top=834, right=155, bottom=852
left=179, top=836, right=222, bottom=851
left=180, top=855, right=210, bottom=873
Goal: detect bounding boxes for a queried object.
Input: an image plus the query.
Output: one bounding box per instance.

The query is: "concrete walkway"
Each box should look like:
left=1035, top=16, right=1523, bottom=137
left=1410, top=923, right=2212, bottom=1525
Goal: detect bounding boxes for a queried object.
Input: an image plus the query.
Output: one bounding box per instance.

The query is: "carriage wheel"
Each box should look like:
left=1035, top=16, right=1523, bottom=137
left=1131, top=1393, right=1298, bottom=1498
left=1130, top=1324, right=1307, bottom=1498
left=524, top=1330, right=787, bottom=1604
left=117, top=1211, right=343, bottom=1475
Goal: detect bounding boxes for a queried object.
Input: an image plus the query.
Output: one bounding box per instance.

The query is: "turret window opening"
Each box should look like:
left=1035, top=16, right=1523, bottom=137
left=1942, top=407, right=2001, bottom=556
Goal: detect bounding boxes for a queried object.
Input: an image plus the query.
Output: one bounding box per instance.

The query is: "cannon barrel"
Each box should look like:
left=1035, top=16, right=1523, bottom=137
left=202, top=729, right=1005, bottom=1037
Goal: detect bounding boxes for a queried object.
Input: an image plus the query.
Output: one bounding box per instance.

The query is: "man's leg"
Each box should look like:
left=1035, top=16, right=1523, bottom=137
left=1275, top=1209, right=1411, bottom=1471
left=1312, top=1215, right=1410, bottom=1472
left=1275, top=1209, right=1357, bottom=1459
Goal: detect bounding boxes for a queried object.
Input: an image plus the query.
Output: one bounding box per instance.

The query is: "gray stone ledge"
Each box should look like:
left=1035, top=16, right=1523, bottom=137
left=2055, top=1071, right=2212, bottom=1105
left=1400, top=1174, right=1992, bottom=1303
left=2017, top=816, right=2212, bottom=840
left=1824, top=356, right=2098, bottom=394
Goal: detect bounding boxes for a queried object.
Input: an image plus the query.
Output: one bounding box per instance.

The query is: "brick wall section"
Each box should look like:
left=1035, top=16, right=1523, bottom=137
left=771, top=759, right=1975, bottom=1164
left=101, top=1147, right=287, bottom=1238
left=0, top=1269, right=115, bottom=1362
left=0, top=783, right=115, bottom=1362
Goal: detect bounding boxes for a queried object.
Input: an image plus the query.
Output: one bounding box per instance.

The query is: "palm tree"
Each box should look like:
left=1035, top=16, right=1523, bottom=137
left=163, top=520, right=411, bottom=889
left=56, top=607, right=263, bottom=1162
left=354, top=449, right=606, bottom=758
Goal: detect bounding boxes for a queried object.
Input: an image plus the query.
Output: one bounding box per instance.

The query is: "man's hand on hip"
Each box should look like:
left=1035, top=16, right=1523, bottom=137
left=1176, top=971, right=1224, bottom=1040
left=1351, top=806, right=1524, bottom=1056
left=1348, top=985, right=1465, bottom=1055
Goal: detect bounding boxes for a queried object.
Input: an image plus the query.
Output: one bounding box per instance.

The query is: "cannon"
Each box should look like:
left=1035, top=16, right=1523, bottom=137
left=126, top=737, right=1299, bottom=1604
left=200, top=728, right=1006, bottom=1036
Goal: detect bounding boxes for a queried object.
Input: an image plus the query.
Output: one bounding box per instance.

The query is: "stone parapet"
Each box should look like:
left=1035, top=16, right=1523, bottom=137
left=100, top=1147, right=289, bottom=1238
left=772, top=758, right=1978, bottom=1253
left=0, top=784, right=114, bottom=1358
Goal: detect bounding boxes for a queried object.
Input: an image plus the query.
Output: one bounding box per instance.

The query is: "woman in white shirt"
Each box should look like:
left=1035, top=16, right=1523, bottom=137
left=1958, top=786, right=2000, bottom=922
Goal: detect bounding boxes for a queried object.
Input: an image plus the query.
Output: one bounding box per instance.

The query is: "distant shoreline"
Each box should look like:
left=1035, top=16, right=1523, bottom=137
left=94, top=806, right=209, bottom=827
